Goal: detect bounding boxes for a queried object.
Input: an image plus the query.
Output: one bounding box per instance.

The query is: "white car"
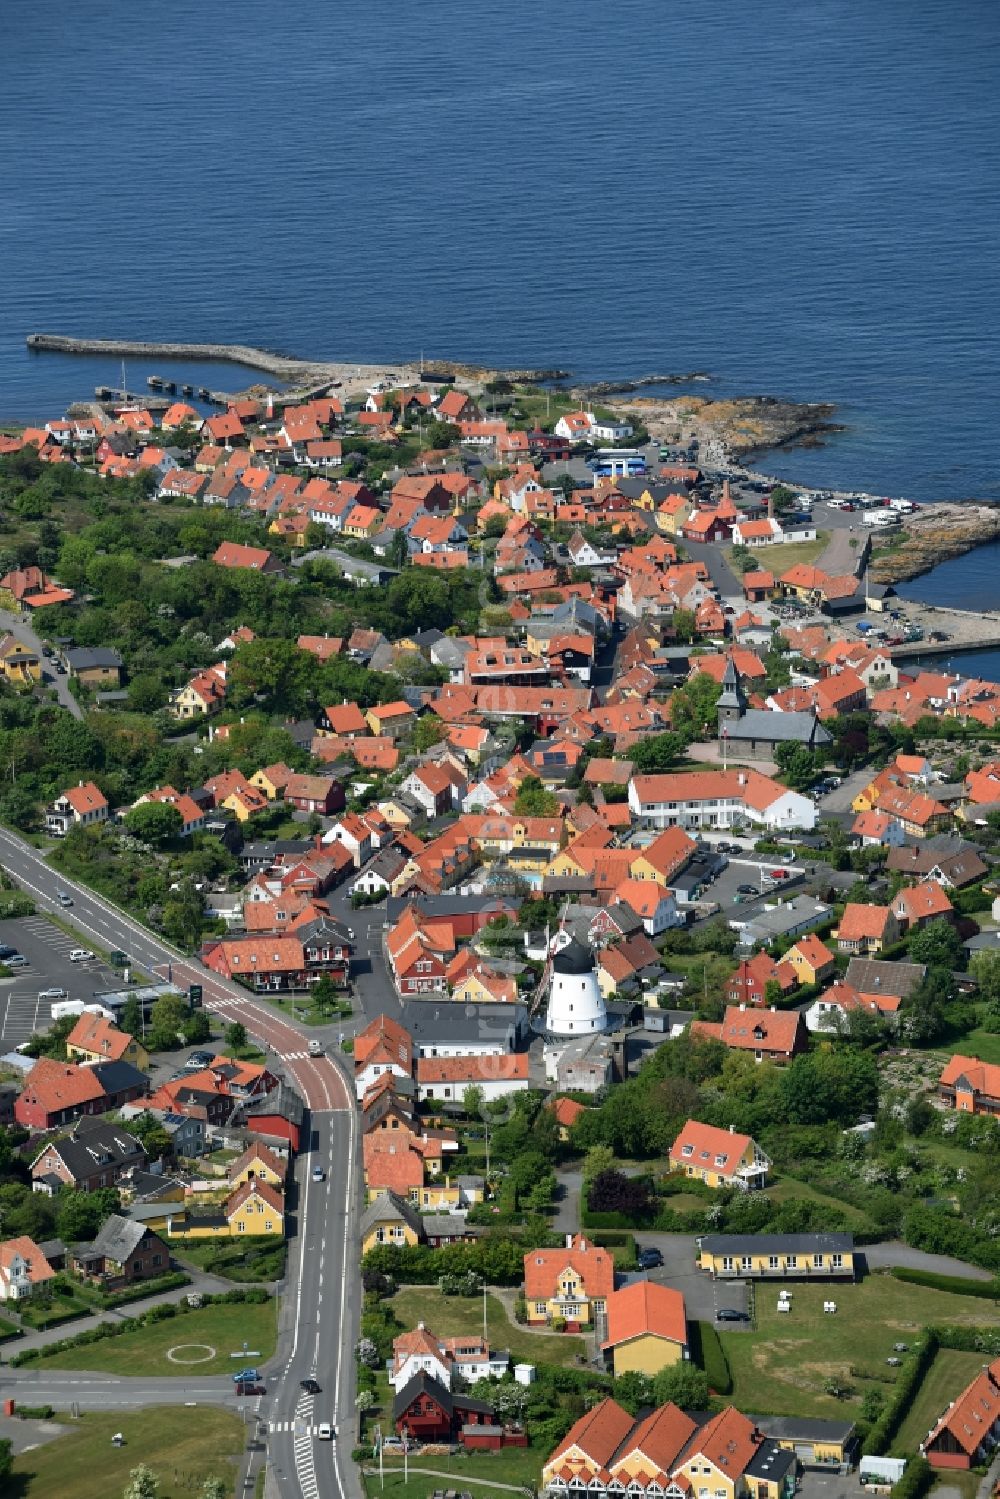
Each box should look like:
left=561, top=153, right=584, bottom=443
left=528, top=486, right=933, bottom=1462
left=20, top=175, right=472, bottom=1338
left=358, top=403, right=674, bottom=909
left=317, top=1423, right=334, bottom=1441
left=69, top=949, right=95, bottom=962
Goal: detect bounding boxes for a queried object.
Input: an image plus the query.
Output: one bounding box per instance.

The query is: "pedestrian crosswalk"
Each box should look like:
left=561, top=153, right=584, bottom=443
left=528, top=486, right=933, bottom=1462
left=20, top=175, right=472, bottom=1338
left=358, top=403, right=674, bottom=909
left=282, top=1050, right=311, bottom=1061
left=270, top=1419, right=334, bottom=1436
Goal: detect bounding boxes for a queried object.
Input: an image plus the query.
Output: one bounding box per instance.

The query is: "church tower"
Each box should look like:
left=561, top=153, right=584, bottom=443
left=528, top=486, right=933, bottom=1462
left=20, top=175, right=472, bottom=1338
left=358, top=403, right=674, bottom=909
left=716, top=656, right=746, bottom=731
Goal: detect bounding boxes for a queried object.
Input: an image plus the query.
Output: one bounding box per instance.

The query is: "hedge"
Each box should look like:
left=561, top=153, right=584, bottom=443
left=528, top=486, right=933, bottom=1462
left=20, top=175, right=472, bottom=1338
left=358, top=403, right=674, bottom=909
left=104, top=1271, right=190, bottom=1309
left=692, top=1320, right=732, bottom=1396
left=15, top=1404, right=54, bottom=1420
left=889, top=1457, right=932, bottom=1499
left=890, top=1267, right=999, bottom=1300
left=865, top=1329, right=938, bottom=1455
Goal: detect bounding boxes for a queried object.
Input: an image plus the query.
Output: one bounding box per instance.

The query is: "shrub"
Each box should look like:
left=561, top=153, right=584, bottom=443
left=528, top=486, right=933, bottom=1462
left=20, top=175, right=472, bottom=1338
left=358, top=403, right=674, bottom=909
left=890, top=1267, right=999, bottom=1300
left=15, top=1404, right=54, bottom=1420
left=889, top=1457, right=932, bottom=1499
left=866, top=1331, right=938, bottom=1454
left=692, top=1320, right=732, bottom=1396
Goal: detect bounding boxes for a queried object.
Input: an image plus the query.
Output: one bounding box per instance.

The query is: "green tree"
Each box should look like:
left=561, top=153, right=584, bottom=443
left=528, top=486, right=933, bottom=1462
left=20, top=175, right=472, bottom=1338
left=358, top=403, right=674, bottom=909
left=908, top=918, right=964, bottom=971
left=413, top=715, right=446, bottom=753
left=56, top=1186, right=120, bottom=1242
left=200, top=1481, right=227, bottom=1499
left=225, top=1020, right=248, bottom=1054
left=463, top=1084, right=484, bottom=1119
left=122, top=1111, right=171, bottom=1161
left=124, top=802, right=183, bottom=845
left=630, top=732, right=685, bottom=774
left=120, top=994, right=144, bottom=1040
left=124, top=1466, right=160, bottom=1499
left=148, top=992, right=191, bottom=1050
left=0, top=1437, right=12, bottom=1486
left=182, top=1009, right=211, bottom=1044
left=671, top=609, right=697, bottom=643
left=513, top=775, right=558, bottom=817
left=774, top=740, right=821, bottom=791
left=652, top=1361, right=710, bottom=1409
left=770, top=484, right=798, bottom=515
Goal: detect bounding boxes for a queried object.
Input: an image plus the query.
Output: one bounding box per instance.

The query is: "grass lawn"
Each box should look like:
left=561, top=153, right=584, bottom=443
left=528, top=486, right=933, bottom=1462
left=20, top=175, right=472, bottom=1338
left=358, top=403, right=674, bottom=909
left=11, top=1406, right=243, bottom=1499
left=721, top=1274, right=1000, bottom=1421
left=0, top=1313, right=19, bottom=1340
left=29, top=1298, right=276, bottom=1376
left=934, top=1028, right=1000, bottom=1066
left=364, top=1445, right=543, bottom=1499
left=391, top=1287, right=586, bottom=1368
left=892, top=1348, right=987, bottom=1456
left=765, top=1174, right=873, bottom=1229
left=753, top=532, right=831, bottom=573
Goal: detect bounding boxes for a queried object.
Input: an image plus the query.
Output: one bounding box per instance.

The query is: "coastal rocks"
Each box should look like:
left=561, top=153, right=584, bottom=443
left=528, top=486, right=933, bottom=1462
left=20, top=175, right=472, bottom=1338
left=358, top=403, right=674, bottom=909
left=869, top=503, right=1000, bottom=584
left=574, top=373, right=711, bottom=396
left=609, top=392, right=840, bottom=455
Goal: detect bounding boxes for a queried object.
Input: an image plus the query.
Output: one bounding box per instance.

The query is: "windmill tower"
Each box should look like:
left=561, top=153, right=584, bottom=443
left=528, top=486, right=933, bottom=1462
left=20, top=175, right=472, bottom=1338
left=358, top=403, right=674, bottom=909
left=544, top=938, right=607, bottom=1038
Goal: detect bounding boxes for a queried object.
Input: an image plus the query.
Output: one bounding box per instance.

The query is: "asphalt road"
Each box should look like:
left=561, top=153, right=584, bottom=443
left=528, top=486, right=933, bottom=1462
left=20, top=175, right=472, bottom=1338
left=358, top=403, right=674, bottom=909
left=0, top=607, right=82, bottom=719
left=0, top=825, right=361, bottom=1499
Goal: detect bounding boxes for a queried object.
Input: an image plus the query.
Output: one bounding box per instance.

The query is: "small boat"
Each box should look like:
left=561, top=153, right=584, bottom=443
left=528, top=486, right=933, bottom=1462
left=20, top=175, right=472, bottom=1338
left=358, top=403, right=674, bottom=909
left=181, top=384, right=193, bottom=397
left=147, top=375, right=163, bottom=389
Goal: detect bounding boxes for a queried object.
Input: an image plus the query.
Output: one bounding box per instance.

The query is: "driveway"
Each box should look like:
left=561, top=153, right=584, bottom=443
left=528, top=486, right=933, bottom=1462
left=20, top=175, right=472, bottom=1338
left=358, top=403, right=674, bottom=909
left=862, top=1241, right=992, bottom=1282
left=819, top=768, right=871, bottom=814
left=0, top=607, right=81, bottom=719
left=625, top=1233, right=751, bottom=1328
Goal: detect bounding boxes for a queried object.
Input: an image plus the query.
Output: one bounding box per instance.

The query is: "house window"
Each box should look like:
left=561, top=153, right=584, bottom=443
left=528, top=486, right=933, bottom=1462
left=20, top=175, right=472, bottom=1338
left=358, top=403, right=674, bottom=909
left=831, top=1253, right=843, bottom=1269
left=785, top=1255, right=797, bottom=1269
left=722, top=1256, right=734, bottom=1271
left=768, top=1255, right=779, bottom=1270
left=813, top=1253, right=824, bottom=1268
left=535, top=1302, right=546, bottom=1316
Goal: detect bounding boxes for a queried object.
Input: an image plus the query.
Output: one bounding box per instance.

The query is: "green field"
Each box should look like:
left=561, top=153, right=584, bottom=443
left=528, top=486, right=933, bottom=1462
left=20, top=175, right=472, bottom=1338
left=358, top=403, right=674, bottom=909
left=721, top=1274, right=1000, bottom=1420
left=935, top=1028, right=1000, bottom=1066
left=27, top=1298, right=276, bottom=1376
left=11, top=1407, right=243, bottom=1499
left=892, top=1348, right=987, bottom=1455
left=174, top=1236, right=286, bottom=1282
left=363, top=1445, right=543, bottom=1499
left=390, top=1287, right=586, bottom=1367
left=727, top=533, right=829, bottom=576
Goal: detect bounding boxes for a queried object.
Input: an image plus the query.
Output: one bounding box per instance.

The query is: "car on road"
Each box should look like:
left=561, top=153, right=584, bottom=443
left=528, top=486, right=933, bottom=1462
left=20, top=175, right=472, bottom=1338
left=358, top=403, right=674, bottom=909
left=737, top=883, right=758, bottom=895
left=716, top=1308, right=750, bottom=1322
left=5, top=955, right=28, bottom=967
left=312, top=1167, right=326, bottom=1182
left=235, top=1382, right=265, bottom=1395
left=56, top=890, right=73, bottom=906
left=317, top=1423, right=334, bottom=1441
left=300, top=1378, right=321, bottom=1394
left=69, top=948, right=95, bottom=962
left=0, top=944, right=17, bottom=960
left=769, top=869, right=790, bottom=880
left=637, top=1247, right=663, bottom=1269
left=38, top=987, right=67, bottom=1002
left=308, top=1038, right=324, bottom=1056
left=232, top=1368, right=259, bottom=1384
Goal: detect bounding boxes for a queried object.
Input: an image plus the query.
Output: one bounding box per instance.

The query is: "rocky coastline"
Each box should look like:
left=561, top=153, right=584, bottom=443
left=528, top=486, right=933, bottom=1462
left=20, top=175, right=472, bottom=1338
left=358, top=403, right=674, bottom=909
left=868, top=502, right=1000, bottom=584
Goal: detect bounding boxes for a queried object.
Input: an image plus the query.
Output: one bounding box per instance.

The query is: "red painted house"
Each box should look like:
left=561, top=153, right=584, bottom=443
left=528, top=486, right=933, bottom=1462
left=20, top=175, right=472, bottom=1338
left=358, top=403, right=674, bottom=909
left=923, top=1360, right=1000, bottom=1469
left=15, top=1060, right=148, bottom=1131
left=282, top=774, right=344, bottom=817
left=392, top=1372, right=503, bottom=1445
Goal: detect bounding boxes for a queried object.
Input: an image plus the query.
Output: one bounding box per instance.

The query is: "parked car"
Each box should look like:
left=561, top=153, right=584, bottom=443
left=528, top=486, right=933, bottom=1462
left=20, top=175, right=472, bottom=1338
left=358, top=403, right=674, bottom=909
left=716, top=1308, right=750, bottom=1322
left=737, top=883, right=758, bottom=895
left=0, top=944, right=17, bottom=960
left=769, top=869, right=790, bottom=880
left=5, top=955, right=28, bottom=967
left=185, top=1051, right=214, bottom=1070
left=638, top=1247, right=663, bottom=1269
left=69, top=948, right=95, bottom=962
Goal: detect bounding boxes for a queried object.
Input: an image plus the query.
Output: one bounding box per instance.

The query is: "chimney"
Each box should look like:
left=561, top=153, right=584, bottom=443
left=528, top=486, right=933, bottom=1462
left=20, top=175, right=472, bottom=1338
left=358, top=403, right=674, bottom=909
left=729, top=1123, right=735, bottom=1133
left=566, top=1233, right=574, bottom=1249
left=739, top=1002, right=746, bottom=1012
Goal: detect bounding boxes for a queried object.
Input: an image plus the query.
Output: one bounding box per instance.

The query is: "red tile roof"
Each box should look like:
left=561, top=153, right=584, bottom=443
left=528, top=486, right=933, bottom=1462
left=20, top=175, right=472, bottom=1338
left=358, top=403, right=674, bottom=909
left=602, top=1281, right=687, bottom=1352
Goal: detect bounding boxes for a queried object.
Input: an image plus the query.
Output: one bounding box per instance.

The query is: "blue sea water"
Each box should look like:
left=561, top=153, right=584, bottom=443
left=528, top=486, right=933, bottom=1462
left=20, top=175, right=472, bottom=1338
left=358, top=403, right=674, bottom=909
left=1, top=0, right=997, bottom=508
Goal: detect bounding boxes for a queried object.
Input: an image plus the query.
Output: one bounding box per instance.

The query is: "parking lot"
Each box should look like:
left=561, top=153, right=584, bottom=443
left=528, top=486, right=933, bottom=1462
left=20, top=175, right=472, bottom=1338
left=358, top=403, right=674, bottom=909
left=0, top=916, right=122, bottom=1048
left=690, top=855, right=805, bottom=922
left=623, top=1233, right=751, bottom=1328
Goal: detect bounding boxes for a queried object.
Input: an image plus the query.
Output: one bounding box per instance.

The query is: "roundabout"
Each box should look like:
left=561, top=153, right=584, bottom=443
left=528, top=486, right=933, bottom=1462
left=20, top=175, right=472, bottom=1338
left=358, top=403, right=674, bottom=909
left=165, top=1342, right=217, bottom=1365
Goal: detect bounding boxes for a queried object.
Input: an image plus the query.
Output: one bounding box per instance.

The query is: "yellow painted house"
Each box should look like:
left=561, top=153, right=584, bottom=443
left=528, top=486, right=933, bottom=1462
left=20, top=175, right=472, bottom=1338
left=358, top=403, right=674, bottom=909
left=249, top=764, right=293, bottom=801
left=360, top=1191, right=423, bottom=1254
left=698, top=1232, right=856, bottom=1280
left=668, top=1120, right=770, bottom=1190
left=524, top=1234, right=613, bottom=1328
left=656, top=493, right=691, bottom=534
left=601, top=1281, right=688, bottom=1377
left=228, top=1178, right=284, bottom=1235
left=0, top=634, right=41, bottom=684
left=227, top=1142, right=287, bottom=1192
